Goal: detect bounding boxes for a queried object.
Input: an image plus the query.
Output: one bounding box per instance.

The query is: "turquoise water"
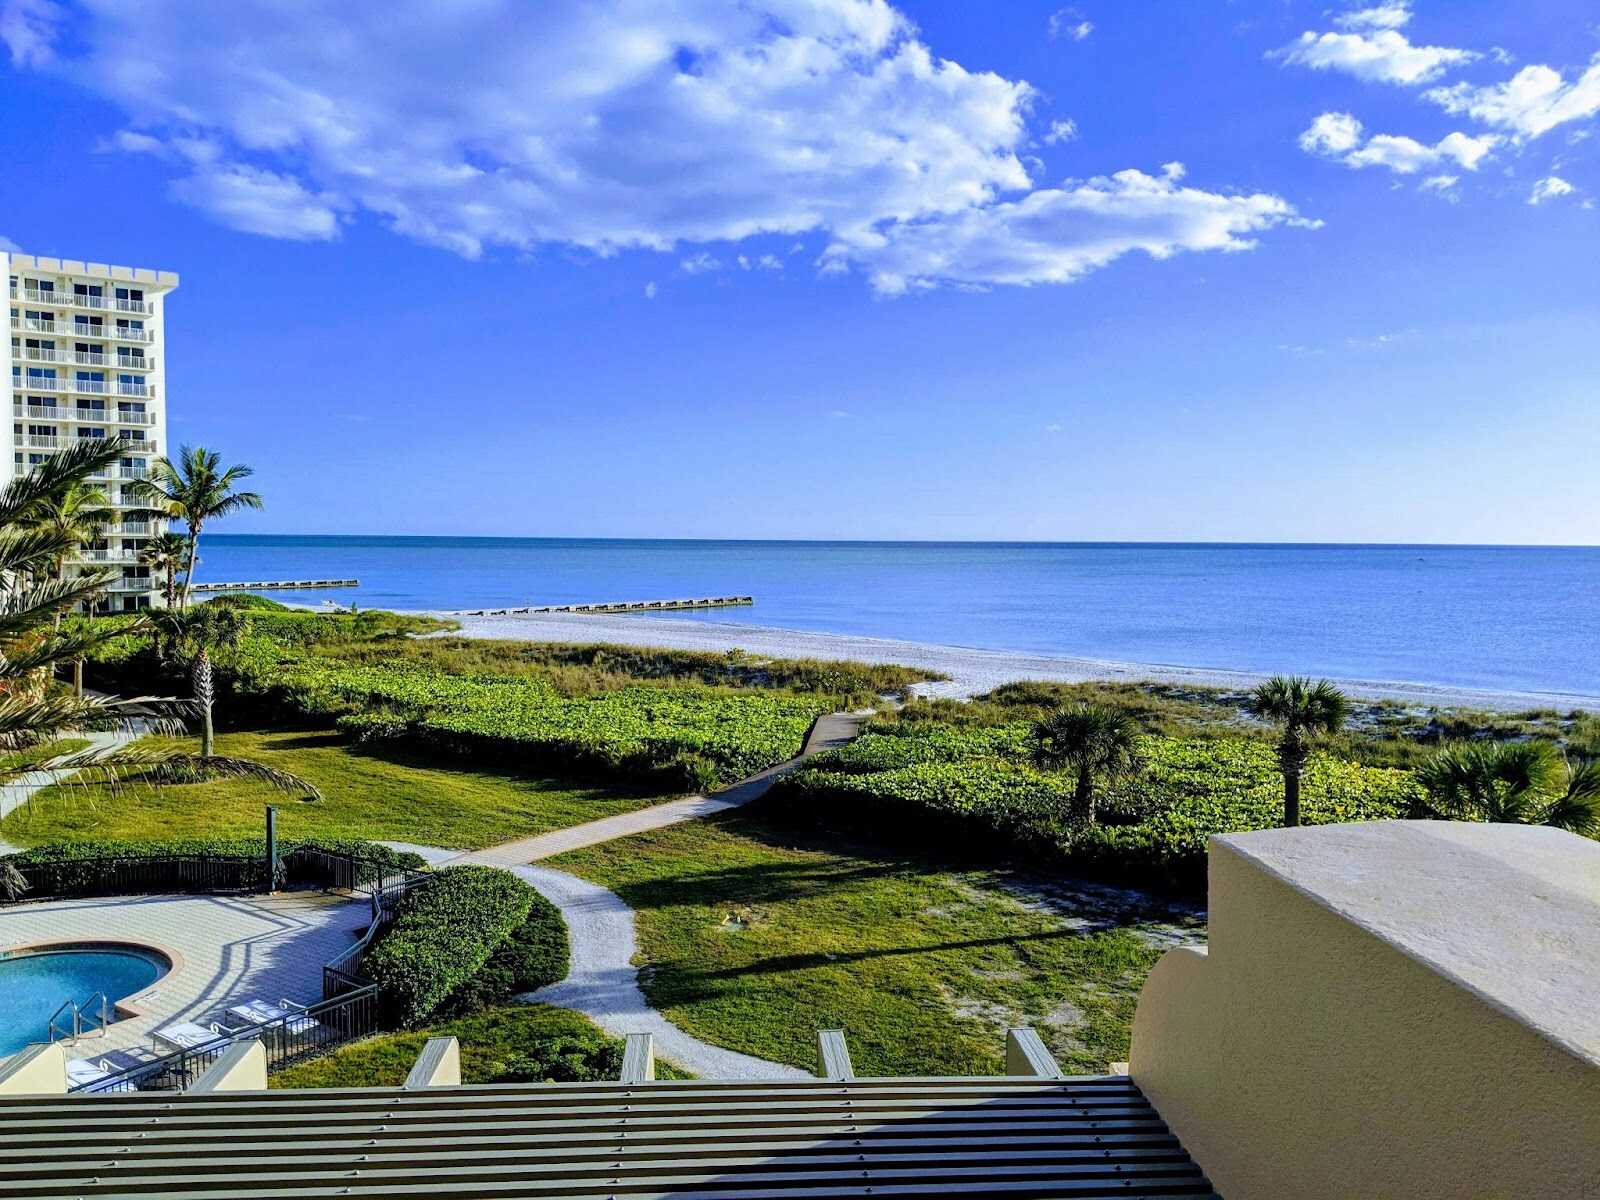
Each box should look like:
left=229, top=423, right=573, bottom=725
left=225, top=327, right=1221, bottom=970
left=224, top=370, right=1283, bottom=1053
left=200, top=537, right=1600, bottom=696
left=0, top=946, right=166, bottom=1056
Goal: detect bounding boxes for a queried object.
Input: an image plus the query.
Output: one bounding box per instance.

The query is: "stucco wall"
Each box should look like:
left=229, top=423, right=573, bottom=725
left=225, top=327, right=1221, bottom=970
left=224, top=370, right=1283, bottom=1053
left=1130, top=821, right=1600, bottom=1200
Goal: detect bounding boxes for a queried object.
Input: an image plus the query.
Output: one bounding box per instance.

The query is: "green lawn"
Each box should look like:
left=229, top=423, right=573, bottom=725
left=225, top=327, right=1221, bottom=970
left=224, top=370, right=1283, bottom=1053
left=271, top=1005, right=691, bottom=1087
left=0, top=727, right=668, bottom=851
left=549, top=803, right=1200, bottom=1077
left=0, top=738, right=94, bottom=775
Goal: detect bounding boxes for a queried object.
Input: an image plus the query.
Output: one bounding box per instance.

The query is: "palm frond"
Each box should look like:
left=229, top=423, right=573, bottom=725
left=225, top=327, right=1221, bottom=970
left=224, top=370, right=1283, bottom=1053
left=0, top=439, right=127, bottom=527
left=57, top=749, right=321, bottom=800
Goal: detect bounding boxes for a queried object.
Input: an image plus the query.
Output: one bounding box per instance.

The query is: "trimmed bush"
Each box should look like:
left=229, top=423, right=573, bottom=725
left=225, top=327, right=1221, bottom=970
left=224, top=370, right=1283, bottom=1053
left=439, top=894, right=569, bottom=1017
left=364, top=865, right=538, bottom=1027
left=0, top=837, right=424, bottom=903
left=490, top=1034, right=622, bottom=1083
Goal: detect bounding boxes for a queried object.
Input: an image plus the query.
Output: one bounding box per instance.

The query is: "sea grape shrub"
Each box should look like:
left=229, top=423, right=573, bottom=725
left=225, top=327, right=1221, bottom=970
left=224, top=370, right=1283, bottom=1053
left=781, top=722, right=1420, bottom=892
left=488, top=1034, right=624, bottom=1084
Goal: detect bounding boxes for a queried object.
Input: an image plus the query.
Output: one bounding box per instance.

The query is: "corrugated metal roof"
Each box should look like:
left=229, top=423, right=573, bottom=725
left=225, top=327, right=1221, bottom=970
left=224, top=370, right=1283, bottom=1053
left=0, top=1075, right=1217, bottom=1197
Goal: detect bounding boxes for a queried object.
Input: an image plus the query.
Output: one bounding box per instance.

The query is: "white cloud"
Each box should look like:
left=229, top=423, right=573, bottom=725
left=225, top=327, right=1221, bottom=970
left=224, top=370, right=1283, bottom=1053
left=1427, top=56, right=1600, bottom=139
left=1043, top=118, right=1080, bottom=145
left=1298, top=111, right=1496, bottom=173
left=644, top=281, right=658, bottom=298
left=1335, top=3, right=1413, bottom=32
left=1, top=0, right=1301, bottom=293
left=1529, top=176, right=1576, bottom=204
left=1044, top=423, right=1062, bottom=432
left=680, top=253, right=722, bottom=275
left=169, top=163, right=340, bottom=240
left=828, top=164, right=1308, bottom=295
left=1275, top=27, right=1477, bottom=86
left=0, top=0, right=56, bottom=66
left=0, top=234, right=21, bottom=253
left=1048, top=10, right=1093, bottom=41
left=1419, top=174, right=1459, bottom=198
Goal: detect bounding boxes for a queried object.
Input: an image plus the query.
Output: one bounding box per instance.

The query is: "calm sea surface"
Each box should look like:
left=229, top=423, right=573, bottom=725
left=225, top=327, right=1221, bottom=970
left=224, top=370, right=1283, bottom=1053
left=200, top=537, right=1600, bottom=696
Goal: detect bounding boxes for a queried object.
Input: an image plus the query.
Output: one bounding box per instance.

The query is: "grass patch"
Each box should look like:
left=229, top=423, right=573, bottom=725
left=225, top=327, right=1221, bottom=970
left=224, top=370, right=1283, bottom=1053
left=0, top=727, right=666, bottom=851
left=0, top=738, right=94, bottom=775
left=270, top=1005, right=691, bottom=1087
left=549, top=803, right=1195, bottom=1077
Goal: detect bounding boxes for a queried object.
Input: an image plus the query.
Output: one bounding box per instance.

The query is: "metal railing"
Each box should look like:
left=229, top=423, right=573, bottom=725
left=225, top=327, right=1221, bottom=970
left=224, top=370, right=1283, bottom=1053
left=12, top=405, right=159, bottom=425
left=56, top=848, right=432, bottom=1093
left=9, top=318, right=155, bottom=342
left=49, top=994, right=112, bottom=1044
left=8, top=287, right=153, bottom=315
left=71, top=988, right=381, bottom=1094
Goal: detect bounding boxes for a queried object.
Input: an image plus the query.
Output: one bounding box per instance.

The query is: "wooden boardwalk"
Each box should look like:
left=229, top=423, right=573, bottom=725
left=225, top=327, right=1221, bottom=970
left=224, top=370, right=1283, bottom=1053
left=458, top=595, right=754, bottom=616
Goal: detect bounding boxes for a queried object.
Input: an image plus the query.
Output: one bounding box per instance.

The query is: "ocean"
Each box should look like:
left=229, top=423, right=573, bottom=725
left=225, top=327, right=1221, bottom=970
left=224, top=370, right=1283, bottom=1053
left=198, top=537, right=1600, bottom=697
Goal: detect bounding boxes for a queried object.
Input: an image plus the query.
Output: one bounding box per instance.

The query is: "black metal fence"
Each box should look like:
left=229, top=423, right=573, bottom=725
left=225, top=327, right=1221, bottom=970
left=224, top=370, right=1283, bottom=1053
left=50, top=847, right=434, bottom=1093
left=6, top=854, right=268, bottom=903
left=76, top=986, right=381, bottom=1093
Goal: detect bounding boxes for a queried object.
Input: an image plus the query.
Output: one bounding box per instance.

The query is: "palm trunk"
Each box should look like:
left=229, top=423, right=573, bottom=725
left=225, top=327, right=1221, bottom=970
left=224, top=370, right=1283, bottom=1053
left=180, top=528, right=200, bottom=609
left=1074, top=768, right=1097, bottom=824
left=1278, top=733, right=1308, bottom=827
left=194, top=649, right=215, bottom=757
left=73, top=657, right=84, bottom=699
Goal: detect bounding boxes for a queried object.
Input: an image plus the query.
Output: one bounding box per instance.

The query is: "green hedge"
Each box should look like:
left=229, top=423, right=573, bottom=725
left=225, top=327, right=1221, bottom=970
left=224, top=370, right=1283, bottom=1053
left=364, top=865, right=538, bottom=1027
left=437, top=894, right=569, bottom=1017
left=778, top=724, right=1420, bottom=892
left=1, top=837, right=425, bottom=902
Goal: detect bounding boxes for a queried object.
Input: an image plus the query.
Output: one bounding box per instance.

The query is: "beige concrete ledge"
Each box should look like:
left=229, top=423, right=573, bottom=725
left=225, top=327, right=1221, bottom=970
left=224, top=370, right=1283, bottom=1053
left=0, top=1042, right=66, bottom=1095
left=186, top=1039, right=266, bottom=1093
left=1130, top=820, right=1600, bottom=1200
left=403, top=1037, right=461, bottom=1089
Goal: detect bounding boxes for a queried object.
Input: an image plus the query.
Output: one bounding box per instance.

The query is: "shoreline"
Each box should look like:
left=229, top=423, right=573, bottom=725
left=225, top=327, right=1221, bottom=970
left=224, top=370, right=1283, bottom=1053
left=412, top=609, right=1600, bottom=713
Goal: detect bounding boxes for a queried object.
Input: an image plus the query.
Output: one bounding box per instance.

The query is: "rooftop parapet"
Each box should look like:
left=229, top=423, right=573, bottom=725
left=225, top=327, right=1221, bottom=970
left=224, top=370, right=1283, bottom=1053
left=1130, top=819, right=1600, bottom=1200
left=2, top=251, right=178, bottom=289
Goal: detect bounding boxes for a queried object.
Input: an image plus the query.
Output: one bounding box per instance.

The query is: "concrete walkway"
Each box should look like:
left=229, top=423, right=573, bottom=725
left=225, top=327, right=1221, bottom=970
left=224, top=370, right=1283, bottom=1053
left=418, top=712, right=864, bottom=1079
left=0, top=725, right=143, bottom=854
left=448, top=712, right=862, bottom=868
left=511, top=865, right=810, bottom=1080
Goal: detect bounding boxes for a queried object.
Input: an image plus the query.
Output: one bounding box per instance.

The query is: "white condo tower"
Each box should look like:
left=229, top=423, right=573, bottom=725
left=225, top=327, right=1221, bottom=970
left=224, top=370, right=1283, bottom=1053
left=5, top=250, right=178, bottom=610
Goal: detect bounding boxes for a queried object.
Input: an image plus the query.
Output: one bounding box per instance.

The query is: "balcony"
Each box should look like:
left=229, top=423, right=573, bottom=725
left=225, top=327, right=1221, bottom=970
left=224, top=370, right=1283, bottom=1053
left=8, top=287, right=153, bottom=315
left=13, top=375, right=65, bottom=393
left=78, top=549, right=141, bottom=564
left=118, top=521, right=153, bottom=536
left=107, top=575, right=154, bottom=590
left=12, top=404, right=158, bottom=425
left=24, top=435, right=66, bottom=450
left=116, top=381, right=152, bottom=397
left=9, top=317, right=155, bottom=343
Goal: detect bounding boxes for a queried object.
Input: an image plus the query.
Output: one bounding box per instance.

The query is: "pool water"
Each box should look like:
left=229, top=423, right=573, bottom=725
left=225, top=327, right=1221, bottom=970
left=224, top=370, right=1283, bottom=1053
left=0, top=945, right=168, bottom=1057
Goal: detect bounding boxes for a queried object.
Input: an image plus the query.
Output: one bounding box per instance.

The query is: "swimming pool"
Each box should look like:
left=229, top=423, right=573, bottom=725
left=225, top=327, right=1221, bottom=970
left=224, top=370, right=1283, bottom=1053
left=0, top=943, right=170, bottom=1057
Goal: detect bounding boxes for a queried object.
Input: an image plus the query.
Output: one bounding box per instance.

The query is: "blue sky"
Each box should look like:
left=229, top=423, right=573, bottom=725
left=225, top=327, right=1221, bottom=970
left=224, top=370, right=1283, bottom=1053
left=2, top=0, right=1596, bottom=544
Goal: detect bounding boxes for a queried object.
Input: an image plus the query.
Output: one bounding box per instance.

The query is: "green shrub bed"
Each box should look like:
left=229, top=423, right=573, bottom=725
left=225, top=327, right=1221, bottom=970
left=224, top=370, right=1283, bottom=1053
left=364, top=865, right=566, bottom=1027
left=778, top=722, right=1421, bottom=892
left=0, top=837, right=425, bottom=903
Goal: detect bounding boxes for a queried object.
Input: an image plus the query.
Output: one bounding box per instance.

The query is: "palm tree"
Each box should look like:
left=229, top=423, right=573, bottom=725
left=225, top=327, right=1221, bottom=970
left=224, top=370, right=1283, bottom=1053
left=139, top=530, right=189, bottom=610
left=127, top=446, right=263, bottom=609
left=1031, top=704, right=1143, bottom=824
left=151, top=605, right=247, bottom=757
left=1409, top=741, right=1600, bottom=835
left=26, top=480, right=115, bottom=587
left=0, top=440, right=313, bottom=802
left=1248, top=676, right=1349, bottom=827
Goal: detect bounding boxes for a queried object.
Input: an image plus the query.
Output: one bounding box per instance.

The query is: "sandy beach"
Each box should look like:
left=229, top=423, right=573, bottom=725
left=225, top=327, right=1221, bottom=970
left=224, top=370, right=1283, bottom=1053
left=418, top=610, right=1600, bottom=713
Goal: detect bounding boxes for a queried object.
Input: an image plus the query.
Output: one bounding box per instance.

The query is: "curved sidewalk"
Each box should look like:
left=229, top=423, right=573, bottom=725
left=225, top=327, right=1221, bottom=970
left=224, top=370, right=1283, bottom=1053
left=448, top=712, right=862, bottom=868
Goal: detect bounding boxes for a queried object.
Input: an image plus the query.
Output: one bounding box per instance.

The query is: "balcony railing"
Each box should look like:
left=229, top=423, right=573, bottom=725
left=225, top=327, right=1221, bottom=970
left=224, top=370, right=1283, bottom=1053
left=13, top=376, right=64, bottom=392
left=9, top=287, right=153, bottom=315
left=24, top=435, right=65, bottom=449
left=19, top=349, right=147, bottom=370
left=79, top=549, right=141, bottom=563
left=109, top=576, right=154, bottom=590
left=12, top=404, right=158, bottom=425
left=14, top=377, right=118, bottom=396
left=116, top=382, right=151, bottom=397
left=118, top=521, right=154, bottom=536
left=119, top=468, right=152, bottom=480
left=9, top=317, right=155, bottom=342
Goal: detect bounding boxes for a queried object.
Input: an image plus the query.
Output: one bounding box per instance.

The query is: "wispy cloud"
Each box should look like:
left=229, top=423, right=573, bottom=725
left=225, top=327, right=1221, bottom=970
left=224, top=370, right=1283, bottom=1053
left=1048, top=9, right=1093, bottom=41
left=1428, top=56, right=1600, bottom=140
left=1299, top=111, right=1498, bottom=173
left=1529, top=176, right=1576, bottom=204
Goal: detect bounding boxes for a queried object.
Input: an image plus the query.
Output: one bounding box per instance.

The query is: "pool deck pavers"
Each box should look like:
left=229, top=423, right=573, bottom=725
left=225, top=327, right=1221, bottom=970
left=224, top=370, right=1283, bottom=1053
left=0, top=891, right=366, bottom=1065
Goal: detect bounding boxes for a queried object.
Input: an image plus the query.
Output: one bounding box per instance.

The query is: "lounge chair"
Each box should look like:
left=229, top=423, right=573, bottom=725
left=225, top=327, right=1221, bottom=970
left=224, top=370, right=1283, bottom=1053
left=226, top=999, right=318, bottom=1036
left=151, top=1020, right=232, bottom=1054
left=64, top=1058, right=119, bottom=1093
